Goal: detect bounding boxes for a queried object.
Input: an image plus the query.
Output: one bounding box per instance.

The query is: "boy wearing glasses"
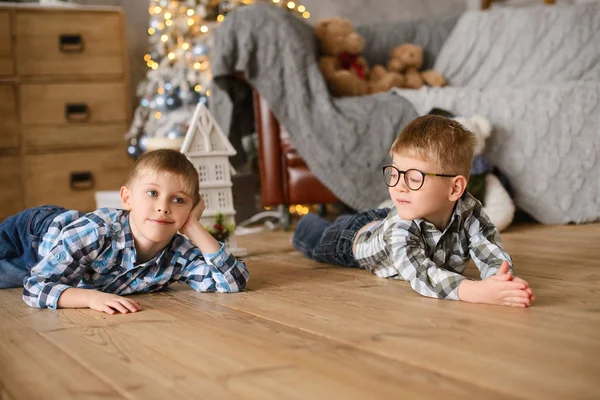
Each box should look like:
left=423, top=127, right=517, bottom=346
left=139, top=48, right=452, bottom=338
left=293, top=115, right=535, bottom=307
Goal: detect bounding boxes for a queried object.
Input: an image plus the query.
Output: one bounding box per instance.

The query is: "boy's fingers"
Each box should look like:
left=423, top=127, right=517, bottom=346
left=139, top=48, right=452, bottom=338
left=496, top=261, right=510, bottom=275
left=121, top=299, right=139, bottom=312
left=512, top=276, right=530, bottom=288
left=104, top=306, right=116, bottom=315
left=502, top=290, right=530, bottom=298
left=500, top=281, right=527, bottom=290
left=108, top=301, right=129, bottom=314
left=503, top=301, right=528, bottom=308
left=504, top=296, right=531, bottom=306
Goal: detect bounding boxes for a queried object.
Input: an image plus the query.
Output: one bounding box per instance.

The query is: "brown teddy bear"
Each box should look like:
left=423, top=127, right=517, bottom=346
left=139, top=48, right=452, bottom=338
left=315, top=18, right=405, bottom=97
left=387, top=44, right=447, bottom=89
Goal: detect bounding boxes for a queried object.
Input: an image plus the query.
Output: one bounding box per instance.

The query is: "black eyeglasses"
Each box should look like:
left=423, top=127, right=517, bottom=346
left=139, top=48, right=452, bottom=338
left=382, top=165, right=458, bottom=191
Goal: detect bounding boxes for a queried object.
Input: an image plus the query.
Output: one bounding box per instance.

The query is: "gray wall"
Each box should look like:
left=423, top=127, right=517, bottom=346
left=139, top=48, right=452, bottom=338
left=300, top=0, right=466, bottom=24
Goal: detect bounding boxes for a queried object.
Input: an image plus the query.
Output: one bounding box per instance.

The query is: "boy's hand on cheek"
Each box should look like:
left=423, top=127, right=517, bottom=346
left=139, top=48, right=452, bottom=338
left=89, top=292, right=142, bottom=315
left=181, top=196, right=205, bottom=235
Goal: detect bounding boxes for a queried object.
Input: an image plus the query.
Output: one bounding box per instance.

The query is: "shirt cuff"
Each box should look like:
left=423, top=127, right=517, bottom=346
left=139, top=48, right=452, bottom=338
left=202, top=242, right=226, bottom=263
left=446, top=276, right=467, bottom=301
left=42, top=283, right=72, bottom=310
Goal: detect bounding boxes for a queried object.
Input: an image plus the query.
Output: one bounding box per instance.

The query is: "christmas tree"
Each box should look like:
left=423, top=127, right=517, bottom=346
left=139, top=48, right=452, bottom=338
left=126, top=0, right=310, bottom=158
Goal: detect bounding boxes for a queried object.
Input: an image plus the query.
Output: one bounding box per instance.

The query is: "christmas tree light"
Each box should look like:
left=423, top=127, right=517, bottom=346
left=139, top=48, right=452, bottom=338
left=126, top=0, right=310, bottom=158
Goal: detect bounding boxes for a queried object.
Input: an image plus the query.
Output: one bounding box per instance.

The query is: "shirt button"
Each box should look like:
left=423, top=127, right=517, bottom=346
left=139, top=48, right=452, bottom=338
left=54, top=254, right=61, bottom=260
left=126, top=272, right=133, bottom=278
left=113, top=223, right=121, bottom=232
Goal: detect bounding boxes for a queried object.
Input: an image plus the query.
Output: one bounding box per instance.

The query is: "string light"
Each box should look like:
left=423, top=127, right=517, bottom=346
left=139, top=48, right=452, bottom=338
left=187, top=9, right=194, bottom=16
left=167, top=52, right=175, bottom=60
left=182, top=42, right=190, bottom=50
left=148, top=27, right=155, bottom=35
left=287, top=1, right=295, bottom=9
left=153, top=6, right=161, bottom=14
left=164, top=12, right=171, bottom=19
left=297, top=5, right=305, bottom=12
left=200, top=25, right=208, bottom=33
left=217, top=14, right=225, bottom=22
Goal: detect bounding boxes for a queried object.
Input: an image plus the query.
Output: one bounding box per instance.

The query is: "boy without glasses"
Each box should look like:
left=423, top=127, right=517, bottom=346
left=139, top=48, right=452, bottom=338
left=0, top=149, right=249, bottom=314
left=293, top=115, right=535, bottom=307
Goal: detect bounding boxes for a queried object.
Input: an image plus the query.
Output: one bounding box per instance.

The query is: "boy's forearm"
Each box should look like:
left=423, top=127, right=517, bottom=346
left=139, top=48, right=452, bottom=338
left=457, top=279, right=480, bottom=303
left=57, top=288, right=96, bottom=309
left=181, top=220, right=221, bottom=254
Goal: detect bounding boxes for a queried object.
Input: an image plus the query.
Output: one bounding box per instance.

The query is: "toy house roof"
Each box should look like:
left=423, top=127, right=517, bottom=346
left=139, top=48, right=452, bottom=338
left=180, top=103, right=236, bottom=157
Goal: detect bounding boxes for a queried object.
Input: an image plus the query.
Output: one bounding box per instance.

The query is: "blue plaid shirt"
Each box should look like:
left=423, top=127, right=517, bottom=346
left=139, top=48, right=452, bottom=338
left=23, top=208, right=249, bottom=309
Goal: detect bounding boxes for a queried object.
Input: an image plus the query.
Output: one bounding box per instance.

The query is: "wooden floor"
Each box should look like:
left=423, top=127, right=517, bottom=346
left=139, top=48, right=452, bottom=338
left=1, top=223, right=599, bottom=399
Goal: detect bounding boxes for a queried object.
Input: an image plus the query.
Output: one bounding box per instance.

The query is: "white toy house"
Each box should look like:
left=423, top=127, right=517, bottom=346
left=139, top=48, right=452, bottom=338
left=180, top=103, right=247, bottom=257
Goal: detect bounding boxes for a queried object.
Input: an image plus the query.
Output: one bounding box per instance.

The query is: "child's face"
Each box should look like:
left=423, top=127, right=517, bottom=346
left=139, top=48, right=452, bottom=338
left=387, top=151, right=461, bottom=229
left=120, top=170, right=194, bottom=250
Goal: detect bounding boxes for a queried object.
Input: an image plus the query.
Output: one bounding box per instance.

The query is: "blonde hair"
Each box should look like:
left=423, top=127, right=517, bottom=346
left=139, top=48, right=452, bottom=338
left=390, top=115, right=477, bottom=177
left=126, top=149, right=200, bottom=205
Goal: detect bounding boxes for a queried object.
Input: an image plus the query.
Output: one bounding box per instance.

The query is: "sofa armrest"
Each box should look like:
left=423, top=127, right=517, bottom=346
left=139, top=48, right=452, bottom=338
left=253, top=90, right=285, bottom=207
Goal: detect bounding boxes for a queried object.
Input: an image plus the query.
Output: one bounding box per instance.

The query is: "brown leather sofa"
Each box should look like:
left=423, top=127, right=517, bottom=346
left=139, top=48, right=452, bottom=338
left=253, top=90, right=340, bottom=213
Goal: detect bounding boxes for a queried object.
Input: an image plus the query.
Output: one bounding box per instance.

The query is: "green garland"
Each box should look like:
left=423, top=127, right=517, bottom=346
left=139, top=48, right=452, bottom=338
left=206, top=212, right=235, bottom=242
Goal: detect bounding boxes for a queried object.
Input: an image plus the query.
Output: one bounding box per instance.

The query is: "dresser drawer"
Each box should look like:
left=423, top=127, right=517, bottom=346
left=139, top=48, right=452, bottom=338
left=14, top=10, right=123, bottom=77
left=25, top=148, right=132, bottom=211
left=0, top=12, right=13, bottom=76
left=20, top=82, right=128, bottom=125
left=0, top=155, right=23, bottom=220
left=23, top=123, right=128, bottom=152
left=0, top=84, right=19, bottom=149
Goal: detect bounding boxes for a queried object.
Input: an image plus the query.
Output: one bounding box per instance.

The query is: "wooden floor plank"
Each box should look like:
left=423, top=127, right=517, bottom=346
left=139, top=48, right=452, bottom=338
left=0, top=307, right=126, bottom=400
left=0, top=223, right=598, bottom=399
left=130, top=292, right=517, bottom=400
left=198, top=244, right=600, bottom=400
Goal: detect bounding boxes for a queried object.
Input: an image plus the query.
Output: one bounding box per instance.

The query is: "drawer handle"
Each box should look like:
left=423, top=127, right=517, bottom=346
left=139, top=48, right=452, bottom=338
left=70, top=171, right=94, bottom=190
left=65, top=103, right=90, bottom=123
left=59, top=34, right=84, bottom=53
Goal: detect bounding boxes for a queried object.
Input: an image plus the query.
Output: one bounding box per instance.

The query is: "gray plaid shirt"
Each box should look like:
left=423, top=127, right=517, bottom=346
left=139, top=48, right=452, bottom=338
left=353, top=193, right=513, bottom=300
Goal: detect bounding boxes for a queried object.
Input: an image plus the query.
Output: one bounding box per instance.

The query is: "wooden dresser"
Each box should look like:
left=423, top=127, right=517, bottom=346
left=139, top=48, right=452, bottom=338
left=0, top=4, right=132, bottom=220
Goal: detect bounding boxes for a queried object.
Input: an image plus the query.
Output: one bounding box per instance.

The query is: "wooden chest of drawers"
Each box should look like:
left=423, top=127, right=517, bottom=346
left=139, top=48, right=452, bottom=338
left=0, top=4, right=132, bottom=220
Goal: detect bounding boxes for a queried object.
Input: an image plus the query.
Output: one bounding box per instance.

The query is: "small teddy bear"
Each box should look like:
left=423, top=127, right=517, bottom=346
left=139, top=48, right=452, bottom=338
left=453, top=115, right=515, bottom=232
left=387, top=44, right=447, bottom=89
left=315, top=18, right=405, bottom=97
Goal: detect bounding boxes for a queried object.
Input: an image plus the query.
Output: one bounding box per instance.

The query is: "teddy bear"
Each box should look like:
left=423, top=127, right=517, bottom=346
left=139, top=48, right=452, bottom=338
left=315, top=18, right=405, bottom=97
left=387, top=44, right=447, bottom=89
left=377, top=112, right=515, bottom=231
left=452, top=114, right=515, bottom=232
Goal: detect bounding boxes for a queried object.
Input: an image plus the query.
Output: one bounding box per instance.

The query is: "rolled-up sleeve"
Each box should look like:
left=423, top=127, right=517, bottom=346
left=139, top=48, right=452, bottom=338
left=23, top=221, right=105, bottom=309
left=178, top=242, right=249, bottom=293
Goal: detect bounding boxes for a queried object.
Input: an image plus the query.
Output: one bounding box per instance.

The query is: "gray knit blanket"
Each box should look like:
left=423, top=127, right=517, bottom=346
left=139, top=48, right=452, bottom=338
left=394, top=3, right=600, bottom=224
left=210, top=4, right=456, bottom=211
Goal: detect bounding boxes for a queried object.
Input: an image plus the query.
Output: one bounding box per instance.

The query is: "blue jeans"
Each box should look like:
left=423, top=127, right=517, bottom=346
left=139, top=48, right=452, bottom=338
left=292, top=209, right=390, bottom=267
left=0, top=205, right=69, bottom=288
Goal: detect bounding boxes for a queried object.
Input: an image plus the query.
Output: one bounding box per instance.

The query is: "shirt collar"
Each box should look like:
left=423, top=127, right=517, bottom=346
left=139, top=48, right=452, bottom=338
left=415, top=192, right=479, bottom=235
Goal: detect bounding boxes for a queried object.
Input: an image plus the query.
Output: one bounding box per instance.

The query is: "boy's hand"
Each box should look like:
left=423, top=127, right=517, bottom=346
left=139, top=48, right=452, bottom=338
left=491, top=261, right=536, bottom=301
left=459, top=261, right=535, bottom=307
left=89, top=292, right=141, bottom=315
left=180, top=195, right=205, bottom=236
